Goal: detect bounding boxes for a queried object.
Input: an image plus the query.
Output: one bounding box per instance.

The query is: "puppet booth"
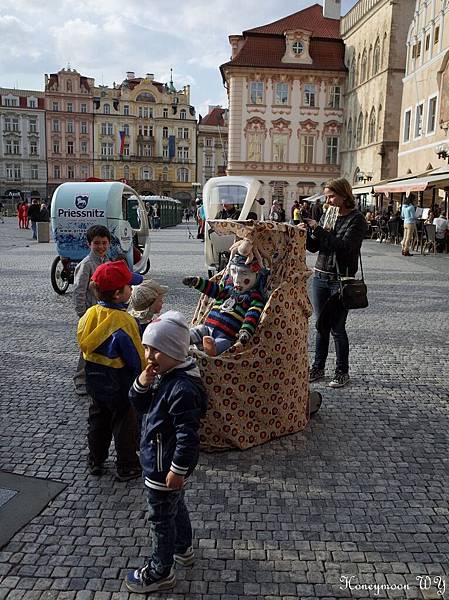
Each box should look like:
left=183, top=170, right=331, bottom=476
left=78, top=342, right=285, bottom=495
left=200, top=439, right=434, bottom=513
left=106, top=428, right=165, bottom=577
left=188, top=220, right=312, bottom=451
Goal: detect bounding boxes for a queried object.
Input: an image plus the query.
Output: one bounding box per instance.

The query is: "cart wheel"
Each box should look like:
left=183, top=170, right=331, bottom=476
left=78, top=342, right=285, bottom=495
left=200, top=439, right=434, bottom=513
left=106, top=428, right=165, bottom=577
left=51, top=256, right=70, bottom=295
left=309, top=391, right=322, bottom=416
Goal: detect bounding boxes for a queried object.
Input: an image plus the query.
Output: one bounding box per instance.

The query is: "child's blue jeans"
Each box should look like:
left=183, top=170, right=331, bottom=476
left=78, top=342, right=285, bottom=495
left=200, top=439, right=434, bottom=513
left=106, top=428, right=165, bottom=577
left=146, top=487, right=192, bottom=574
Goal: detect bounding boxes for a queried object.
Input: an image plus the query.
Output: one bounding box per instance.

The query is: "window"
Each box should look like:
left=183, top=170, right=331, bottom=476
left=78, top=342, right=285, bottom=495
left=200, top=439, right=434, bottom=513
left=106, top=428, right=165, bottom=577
left=124, top=105, right=130, bottom=115
left=415, top=103, right=424, bottom=137
left=350, top=57, right=356, bottom=88
left=163, top=108, right=168, bottom=118
left=5, top=140, right=12, bottom=154
left=28, top=98, right=36, bottom=108
left=177, top=168, right=189, bottom=182
left=123, top=124, right=129, bottom=136
left=30, top=140, right=38, bottom=155
left=425, top=34, right=430, bottom=52
left=177, top=146, right=189, bottom=159
left=53, top=165, right=60, bottom=179
left=6, top=140, right=20, bottom=155
left=272, top=134, right=287, bottom=162
left=356, top=113, right=364, bottom=146
left=67, top=102, right=73, bottom=112
left=180, top=109, right=187, bottom=119
left=303, top=84, right=316, bottom=107
left=31, top=164, right=38, bottom=180
left=427, top=96, right=437, bottom=134
left=52, top=102, right=59, bottom=111
left=67, top=121, right=74, bottom=133
left=300, top=135, right=315, bottom=163
left=178, top=127, right=189, bottom=139
left=101, top=142, right=114, bottom=156
left=12, top=118, right=19, bottom=132
left=29, top=119, right=37, bottom=133
left=292, top=41, right=303, bottom=55
left=162, top=145, right=169, bottom=158
left=326, top=137, right=339, bottom=165
left=101, top=122, right=113, bottom=135
left=123, top=165, right=130, bottom=179
left=373, top=38, right=381, bottom=75
left=52, top=120, right=60, bottom=132
left=412, top=41, right=422, bottom=59
left=80, top=165, right=88, bottom=179
left=361, top=50, right=368, bottom=81
left=434, top=26, right=440, bottom=45
left=123, top=144, right=130, bottom=156
left=102, top=165, right=114, bottom=179
left=205, top=138, right=213, bottom=147
left=68, top=165, right=75, bottom=179
left=4, top=97, right=18, bottom=106
left=138, top=125, right=153, bottom=137
left=103, top=103, right=110, bottom=114
left=403, top=110, right=411, bottom=142
left=4, top=117, right=11, bottom=131
left=81, top=121, right=88, bottom=134
left=347, top=118, right=353, bottom=149
left=141, top=168, right=152, bottom=180
left=329, top=86, right=341, bottom=109
left=14, top=164, right=21, bottom=179
left=162, top=167, right=168, bottom=181
left=368, top=109, right=376, bottom=143
left=247, top=133, right=263, bottom=161
left=142, top=143, right=152, bottom=157
left=81, top=141, right=88, bottom=154
left=6, top=164, right=13, bottom=179
left=53, top=141, right=60, bottom=154
left=275, top=83, right=289, bottom=105
left=205, top=155, right=212, bottom=167
left=163, top=127, right=169, bottom=139
left=81, top=103, right=87, bottom=113
left=250, top=82, right=264, bottom=105
left=67, top=141, right=74, bottom=154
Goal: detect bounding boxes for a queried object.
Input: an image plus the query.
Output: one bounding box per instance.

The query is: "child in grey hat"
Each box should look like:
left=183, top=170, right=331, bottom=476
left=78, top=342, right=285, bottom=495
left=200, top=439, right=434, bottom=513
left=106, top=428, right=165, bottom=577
left=128, top=279, right=168, bottom=328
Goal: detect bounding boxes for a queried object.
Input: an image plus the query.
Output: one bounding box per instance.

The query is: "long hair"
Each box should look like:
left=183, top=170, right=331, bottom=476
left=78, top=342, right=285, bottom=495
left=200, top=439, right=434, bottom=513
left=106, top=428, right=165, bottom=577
left=325, top=178, right=356, bottom=209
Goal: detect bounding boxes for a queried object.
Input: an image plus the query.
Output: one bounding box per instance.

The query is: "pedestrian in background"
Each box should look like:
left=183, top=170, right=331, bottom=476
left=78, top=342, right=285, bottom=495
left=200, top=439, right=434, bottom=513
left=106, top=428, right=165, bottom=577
left=27, top=198, right=41, bottom=240
left=125, top=311, right=208, bottom=593
left=77, top=261, right=144, bottom=481
left=311, top=198, right=323, bottom=222
left=400, top=197, right=417, bottom=257
left=73, top=225, right=111, bottom=395
left=40, top=202, right=49, bottom=222
left=299, top=177, right=367, bottom=389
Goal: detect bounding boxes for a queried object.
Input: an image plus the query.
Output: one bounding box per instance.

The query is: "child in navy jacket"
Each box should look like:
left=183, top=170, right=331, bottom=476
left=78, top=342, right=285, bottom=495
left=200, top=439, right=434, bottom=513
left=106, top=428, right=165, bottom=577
left=126, top=311, right=208, bottom=594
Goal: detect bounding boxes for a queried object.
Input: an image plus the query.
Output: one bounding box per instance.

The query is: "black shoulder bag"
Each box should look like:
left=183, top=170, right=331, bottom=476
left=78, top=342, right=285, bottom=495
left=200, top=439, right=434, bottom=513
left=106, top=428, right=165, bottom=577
left=337, top=253, right=368, bottom=310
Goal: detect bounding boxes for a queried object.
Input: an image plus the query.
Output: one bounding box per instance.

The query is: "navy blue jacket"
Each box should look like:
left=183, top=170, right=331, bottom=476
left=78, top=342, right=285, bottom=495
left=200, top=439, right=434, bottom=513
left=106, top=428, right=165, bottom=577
left=129, top=359, right=208, bottom=491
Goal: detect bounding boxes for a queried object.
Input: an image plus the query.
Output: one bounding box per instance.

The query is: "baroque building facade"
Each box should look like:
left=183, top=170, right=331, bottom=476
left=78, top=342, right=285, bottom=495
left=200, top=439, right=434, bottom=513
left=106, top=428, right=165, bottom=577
left=0, top=88, right=46, bottom=204
left=398, top=0, right=449, bottom=177
left=197, top=106, right=228, bottom=186
left=44, top=68, right=95, bottom=198
left=340, top=0, right=415, bottom=188
left=221, top=2, right=346, bottom=213
left=93, top=72, right=197, bottom=204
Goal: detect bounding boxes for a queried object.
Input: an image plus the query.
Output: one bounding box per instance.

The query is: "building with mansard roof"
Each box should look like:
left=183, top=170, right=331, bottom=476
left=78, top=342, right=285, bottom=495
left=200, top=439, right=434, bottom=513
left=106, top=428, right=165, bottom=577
left=197, top=106, right=228, bottom=187
left=220, top=1, right=346, bottom=213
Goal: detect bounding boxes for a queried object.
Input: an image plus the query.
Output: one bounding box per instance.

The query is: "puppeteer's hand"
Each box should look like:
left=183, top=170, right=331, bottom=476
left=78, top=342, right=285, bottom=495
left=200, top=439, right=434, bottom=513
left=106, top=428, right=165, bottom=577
left=238, top=329, right=252, bottom=345
left=138, top=363, right=157, bottom=387
left=166, top=471, right=185, bottom=490
left=182, top=276, right=199, bottom=287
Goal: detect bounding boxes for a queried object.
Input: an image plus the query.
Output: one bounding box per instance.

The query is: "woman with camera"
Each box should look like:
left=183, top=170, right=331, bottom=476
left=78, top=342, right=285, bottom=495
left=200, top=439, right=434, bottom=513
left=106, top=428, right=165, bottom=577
left=299, top=178, right=367, bottom=389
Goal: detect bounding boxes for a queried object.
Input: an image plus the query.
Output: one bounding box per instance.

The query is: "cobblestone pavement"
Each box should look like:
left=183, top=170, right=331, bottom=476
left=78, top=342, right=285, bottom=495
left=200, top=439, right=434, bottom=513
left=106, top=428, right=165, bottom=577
left=0, top=217, right=448, bottom=600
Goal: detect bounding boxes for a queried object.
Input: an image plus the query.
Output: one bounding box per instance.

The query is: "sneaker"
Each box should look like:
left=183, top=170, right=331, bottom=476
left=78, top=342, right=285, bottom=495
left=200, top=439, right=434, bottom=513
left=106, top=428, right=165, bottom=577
left=88, top=461, right=103, bottom=477
left=328, top=372, right=350, bottom=388
left=309, top=367, right=325, bottom=382
left=125, top=564, right=175, bottom=593
left=115, top=467, right=142, bottom=482
left=173, top=546, right=195, bottom=567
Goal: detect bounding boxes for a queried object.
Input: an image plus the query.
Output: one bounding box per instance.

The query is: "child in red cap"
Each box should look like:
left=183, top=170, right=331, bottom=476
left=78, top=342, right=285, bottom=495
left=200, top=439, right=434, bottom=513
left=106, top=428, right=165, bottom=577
left=77, top=261, right=145, bottom=481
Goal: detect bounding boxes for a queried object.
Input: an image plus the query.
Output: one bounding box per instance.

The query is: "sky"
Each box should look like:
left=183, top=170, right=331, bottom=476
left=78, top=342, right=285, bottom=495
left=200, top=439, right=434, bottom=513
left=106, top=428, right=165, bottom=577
left=0, top=0, right=357, bottom=118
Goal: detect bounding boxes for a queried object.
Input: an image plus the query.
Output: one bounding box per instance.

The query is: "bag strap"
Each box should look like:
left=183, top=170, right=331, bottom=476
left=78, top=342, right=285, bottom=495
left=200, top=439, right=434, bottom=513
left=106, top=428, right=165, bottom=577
left=336, top=251, right=364, bottom=282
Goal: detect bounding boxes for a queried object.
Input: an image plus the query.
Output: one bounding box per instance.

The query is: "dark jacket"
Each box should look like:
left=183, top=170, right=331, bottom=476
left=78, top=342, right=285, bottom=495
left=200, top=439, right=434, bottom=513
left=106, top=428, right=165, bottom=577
left=306, top=209, right=367, bottom=277
left=129, top=359, right=208, bottom=492
left=28, top=203, right=41, bottom=222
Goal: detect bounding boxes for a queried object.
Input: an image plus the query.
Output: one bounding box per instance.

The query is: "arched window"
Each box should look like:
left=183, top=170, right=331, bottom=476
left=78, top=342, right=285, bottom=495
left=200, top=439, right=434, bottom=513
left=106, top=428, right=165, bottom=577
left=361, top=49, right=368, bottom=81
left=177, top=167, right=189, bottom=182
left=162, top=166, right=169, bottom=181
left=101, top=165, right=114, bottom=179
left=350, top=57, right=356, bottom=88
left=356, top=113, right=364, bottom=146
left=141, top=167, right=153, bottom=180
left=368, top=108, right=376, bottom=143
left=180, top=109, right=187, bottom=119
left=347, top=118, right=353, bottom=149
left=373, top=37, right=381, bottom=75
left=103, top=103, right=110, bottom=114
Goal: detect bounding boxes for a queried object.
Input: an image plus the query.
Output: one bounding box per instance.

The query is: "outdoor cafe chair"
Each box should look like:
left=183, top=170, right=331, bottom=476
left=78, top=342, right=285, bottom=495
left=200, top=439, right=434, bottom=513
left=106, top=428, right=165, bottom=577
left=422, top=223, right=437, bottom=255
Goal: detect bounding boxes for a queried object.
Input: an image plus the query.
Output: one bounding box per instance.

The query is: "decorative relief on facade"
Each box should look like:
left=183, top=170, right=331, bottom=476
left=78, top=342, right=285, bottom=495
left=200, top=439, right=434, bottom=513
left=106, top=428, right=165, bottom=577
left=270, top=118, right=292, bottom=137
left=298, top=119, right=319, bottom=135
left=244, top=117, right=267, bottom=137
left=323, top=120, right=342, bottom=135
left=282, top=29, right=313, bottom=65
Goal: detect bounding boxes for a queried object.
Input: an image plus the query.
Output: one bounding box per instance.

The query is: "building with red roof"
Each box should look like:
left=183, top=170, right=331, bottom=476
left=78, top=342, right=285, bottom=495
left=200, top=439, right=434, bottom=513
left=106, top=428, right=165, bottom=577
left=198, top=106, right=228, bottom=185
left=220, top=1, right=346, bottom=210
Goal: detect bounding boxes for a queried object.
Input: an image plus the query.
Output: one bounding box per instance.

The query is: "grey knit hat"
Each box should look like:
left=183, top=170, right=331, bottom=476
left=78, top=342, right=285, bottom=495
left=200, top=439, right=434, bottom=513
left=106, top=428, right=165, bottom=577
left=142, top=310, right=190, bottom=361
left=128, top=279, right=168, bottom=322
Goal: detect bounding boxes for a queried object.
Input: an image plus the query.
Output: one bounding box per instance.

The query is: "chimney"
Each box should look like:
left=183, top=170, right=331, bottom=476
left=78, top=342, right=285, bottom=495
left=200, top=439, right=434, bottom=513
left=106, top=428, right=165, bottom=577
left=126, top=71, right=135, bottom=80
left=146, top=73, right=154, bottom=81
left=323, top=0, right=341, bottom=20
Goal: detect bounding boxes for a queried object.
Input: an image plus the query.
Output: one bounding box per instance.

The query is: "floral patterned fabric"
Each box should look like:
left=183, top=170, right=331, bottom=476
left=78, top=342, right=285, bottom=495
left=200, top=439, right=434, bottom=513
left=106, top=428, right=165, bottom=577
left=191, top=220, right=312, bottom=451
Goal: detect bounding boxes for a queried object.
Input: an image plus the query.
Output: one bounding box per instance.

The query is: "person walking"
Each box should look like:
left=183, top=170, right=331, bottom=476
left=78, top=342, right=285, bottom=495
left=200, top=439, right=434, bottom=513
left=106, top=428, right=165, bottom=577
left=27, top=198, right=41, bottom=240
left=400, top=197, right=417, bottom=256
left=311, top=198, right=323, bottom=222
left=299, top=178, right=367, bottom=389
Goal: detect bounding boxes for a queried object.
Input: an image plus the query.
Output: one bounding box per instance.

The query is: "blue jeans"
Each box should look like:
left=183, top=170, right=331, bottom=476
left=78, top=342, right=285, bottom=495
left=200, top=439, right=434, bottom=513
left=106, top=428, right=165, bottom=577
left=189, top=324, right=234, bottom=354
left=31, top=221, right=37, bottom=239
left=311, top=274, right=349, bottom=373
left=147, top=487, right=192, bottom=574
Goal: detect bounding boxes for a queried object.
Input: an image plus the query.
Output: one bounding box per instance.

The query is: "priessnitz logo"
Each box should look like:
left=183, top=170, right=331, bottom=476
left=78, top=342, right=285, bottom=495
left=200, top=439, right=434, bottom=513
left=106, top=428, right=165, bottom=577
left=75, top=195, right=89, bottom=209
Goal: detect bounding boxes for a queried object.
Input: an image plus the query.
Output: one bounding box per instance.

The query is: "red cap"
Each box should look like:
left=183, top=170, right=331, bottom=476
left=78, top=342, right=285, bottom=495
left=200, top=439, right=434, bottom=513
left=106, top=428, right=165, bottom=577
left=91, top=261, right=144, bottom=292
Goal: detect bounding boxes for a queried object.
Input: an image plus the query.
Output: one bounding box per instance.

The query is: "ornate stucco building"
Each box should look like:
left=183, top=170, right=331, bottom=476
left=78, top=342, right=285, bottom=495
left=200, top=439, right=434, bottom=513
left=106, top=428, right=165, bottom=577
left=44, top=68, right=95, bottom=198
left=340, top=0, right=415, bottom=189
left=93, top=72, right=197, bottom=204
left=398, top=0, right=449, bottom=177
left=0, top=88, right=46, bottom=205
left=197, top=106, right=228, bottom=186
left=220, top=2, right=346, bottom=213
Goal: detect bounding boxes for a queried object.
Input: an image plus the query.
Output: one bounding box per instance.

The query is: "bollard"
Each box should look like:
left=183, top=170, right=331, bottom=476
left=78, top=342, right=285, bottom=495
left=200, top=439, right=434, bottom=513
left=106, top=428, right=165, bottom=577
left=37, top=221, right=50, bottom=243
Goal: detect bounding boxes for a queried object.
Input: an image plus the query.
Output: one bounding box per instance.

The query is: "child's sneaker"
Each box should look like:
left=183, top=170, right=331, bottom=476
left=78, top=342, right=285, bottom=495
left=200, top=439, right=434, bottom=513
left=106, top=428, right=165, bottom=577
left=173, top=546, right=195, bottom=566
left=125, top=564, right=175, bottom=593
left=115, top=467, right=141, bottom=482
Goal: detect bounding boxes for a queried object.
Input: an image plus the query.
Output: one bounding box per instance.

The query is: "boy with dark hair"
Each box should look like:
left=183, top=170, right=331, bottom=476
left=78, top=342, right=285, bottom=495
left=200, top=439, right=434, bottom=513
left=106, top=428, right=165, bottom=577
left=77, top=261, right=145, bottom=480
left=125, top=311, right=208, bottom=593
left=73, top=225, right=111, bottom=395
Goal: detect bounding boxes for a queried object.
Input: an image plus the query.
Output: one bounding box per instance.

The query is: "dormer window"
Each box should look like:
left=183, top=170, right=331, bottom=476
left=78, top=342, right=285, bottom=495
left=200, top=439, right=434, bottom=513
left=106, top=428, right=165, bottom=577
left=292, top=41, right=304, bottom=55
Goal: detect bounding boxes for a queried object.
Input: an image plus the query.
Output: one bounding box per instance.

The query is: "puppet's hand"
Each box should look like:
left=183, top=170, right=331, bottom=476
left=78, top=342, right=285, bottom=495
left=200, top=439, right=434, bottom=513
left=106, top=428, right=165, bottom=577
left=182, top=276, right=199, bottom=287
left=238, top=329, right=252, bottom=345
